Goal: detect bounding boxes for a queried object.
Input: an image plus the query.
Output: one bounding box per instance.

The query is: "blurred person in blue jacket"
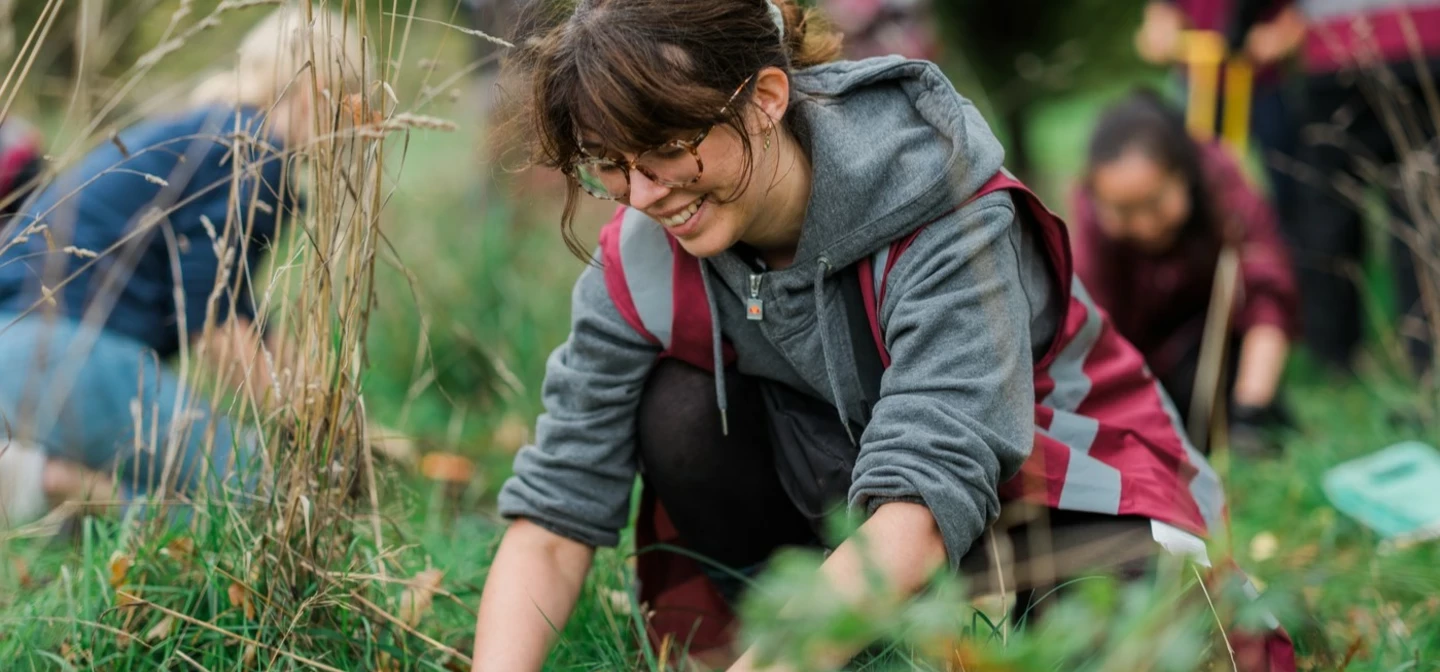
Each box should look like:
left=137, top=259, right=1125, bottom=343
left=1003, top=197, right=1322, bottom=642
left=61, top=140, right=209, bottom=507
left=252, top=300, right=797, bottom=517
left=0, top=6, right=366, bottom=528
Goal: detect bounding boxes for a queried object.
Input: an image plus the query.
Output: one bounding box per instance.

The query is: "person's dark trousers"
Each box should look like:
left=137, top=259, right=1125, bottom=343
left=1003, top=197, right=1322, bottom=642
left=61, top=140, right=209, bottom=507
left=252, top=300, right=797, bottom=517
left=1251, top=79, right=1303, bottom=242
left=634, top=358, right=1158, bottom=606
left=1296, top=61, right=1436, bottom=373
left=635, top=357, right=819, bottom=604
left=1185, top=73, right=1303, bottom=240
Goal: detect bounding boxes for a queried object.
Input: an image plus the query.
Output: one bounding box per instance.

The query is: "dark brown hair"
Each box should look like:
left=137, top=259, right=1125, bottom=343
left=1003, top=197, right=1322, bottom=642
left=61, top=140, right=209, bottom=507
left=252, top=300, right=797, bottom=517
left=1086, top=88, right=1227, bottom=249
left=506, top=0, right=843, bottom=258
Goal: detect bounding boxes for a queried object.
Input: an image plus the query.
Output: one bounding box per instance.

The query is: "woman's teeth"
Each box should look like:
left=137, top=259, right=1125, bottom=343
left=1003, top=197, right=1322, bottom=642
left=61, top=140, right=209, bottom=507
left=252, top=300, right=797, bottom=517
left=661, top=197, right=704, bottom=227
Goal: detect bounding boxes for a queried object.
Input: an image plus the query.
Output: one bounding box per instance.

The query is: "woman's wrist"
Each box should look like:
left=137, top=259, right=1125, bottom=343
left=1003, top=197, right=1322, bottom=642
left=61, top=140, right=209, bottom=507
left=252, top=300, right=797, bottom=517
left=1232, top=324, right=1289, bottom=408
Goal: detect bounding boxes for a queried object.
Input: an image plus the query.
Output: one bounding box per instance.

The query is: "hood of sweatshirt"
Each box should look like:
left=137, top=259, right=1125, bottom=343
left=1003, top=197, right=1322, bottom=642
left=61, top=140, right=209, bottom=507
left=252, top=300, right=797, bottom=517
left=697, top=56, right=1007, bottom=434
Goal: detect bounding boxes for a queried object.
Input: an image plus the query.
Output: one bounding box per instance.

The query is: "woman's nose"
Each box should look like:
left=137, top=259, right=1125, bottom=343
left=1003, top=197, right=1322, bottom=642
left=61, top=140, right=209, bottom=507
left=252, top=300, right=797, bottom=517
left=627, top=168, right=670, bottom=210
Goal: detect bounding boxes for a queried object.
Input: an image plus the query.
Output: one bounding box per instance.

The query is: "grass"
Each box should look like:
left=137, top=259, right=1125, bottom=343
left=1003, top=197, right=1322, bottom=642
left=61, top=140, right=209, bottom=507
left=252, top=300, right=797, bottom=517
left=2, top=3, right=1440, bottom=671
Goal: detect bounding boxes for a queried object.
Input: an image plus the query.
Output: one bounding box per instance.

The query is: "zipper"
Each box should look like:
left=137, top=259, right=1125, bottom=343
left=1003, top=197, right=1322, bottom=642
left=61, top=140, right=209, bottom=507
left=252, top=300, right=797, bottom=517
left=745, top=272, right=765, bottom=321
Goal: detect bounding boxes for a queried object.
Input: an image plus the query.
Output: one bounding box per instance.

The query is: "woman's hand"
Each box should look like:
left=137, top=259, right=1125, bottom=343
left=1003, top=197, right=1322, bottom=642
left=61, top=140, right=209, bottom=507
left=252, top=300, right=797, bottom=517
left=725, top=502, right=948, bottom=672
left=472, top=518, right=594, bottom=672
left=1244, top=7, right=1307, bottom=65
left=190, top=317, right=282, bottom=407
left=1135, top=1, right=1186, bottom=65
left=1233, top=324, right=1288, bottom=409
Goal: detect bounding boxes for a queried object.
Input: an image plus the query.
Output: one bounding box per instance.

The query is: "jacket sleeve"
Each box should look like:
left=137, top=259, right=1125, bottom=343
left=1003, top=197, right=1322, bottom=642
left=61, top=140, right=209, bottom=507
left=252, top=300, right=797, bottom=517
left=496, top=260, right=661, bottom=547
left=849, top=192, right=1037, bottom=568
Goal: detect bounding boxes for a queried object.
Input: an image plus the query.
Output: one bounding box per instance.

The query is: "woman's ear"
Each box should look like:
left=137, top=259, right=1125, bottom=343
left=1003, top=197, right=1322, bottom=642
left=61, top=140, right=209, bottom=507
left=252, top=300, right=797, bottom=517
left=750, top=66, right=791, bottom=130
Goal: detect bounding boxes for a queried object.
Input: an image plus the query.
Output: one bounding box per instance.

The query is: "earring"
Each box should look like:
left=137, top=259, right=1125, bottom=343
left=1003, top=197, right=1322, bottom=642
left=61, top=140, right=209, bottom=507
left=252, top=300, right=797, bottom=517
left=763, top=122, right=774, bottom=152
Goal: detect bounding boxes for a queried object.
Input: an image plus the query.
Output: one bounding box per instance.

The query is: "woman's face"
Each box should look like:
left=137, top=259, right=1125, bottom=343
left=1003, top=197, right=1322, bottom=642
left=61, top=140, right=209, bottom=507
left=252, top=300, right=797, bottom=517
left=578, top=68, right=792, bottom=259
left=1088, top=149, right=1191, bottom=254
left=609, top=119, right=767, bottom=259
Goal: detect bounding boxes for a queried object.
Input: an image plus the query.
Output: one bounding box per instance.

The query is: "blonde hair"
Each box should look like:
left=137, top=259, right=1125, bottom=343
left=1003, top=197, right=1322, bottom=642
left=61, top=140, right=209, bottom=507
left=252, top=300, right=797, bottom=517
left=191, top=5, right=368, bottom=109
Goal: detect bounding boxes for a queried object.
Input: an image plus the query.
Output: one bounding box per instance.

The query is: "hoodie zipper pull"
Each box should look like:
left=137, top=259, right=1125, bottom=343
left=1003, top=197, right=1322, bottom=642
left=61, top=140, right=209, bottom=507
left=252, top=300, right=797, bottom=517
left=746, top=272, right=765, bottom=321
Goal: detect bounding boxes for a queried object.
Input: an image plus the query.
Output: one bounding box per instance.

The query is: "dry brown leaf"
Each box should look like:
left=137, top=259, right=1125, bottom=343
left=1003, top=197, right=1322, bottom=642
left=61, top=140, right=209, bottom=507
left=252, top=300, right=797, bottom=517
left=109, top=551, right=133, bottom=589
left=228, top=582, right=256, bottom=621
left=420, top=453, right=474, bottom=484
left=241, top=643, right=258, bottom=667
left=145, top=615, right=175, bottom=642
left=398, top=569, right=445, bottom=626
left=164, top=537, right=195, bottom=565
left=11, top=558, right=31, bottom=589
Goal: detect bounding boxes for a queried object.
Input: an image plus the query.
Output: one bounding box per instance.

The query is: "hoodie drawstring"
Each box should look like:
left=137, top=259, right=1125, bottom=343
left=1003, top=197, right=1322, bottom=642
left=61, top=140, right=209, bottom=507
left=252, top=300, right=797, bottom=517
left=816, top=257, right=858, bottom=445
left=699, top=261, right=730, bottom=436
left=697, top=256, right=856, bottom=444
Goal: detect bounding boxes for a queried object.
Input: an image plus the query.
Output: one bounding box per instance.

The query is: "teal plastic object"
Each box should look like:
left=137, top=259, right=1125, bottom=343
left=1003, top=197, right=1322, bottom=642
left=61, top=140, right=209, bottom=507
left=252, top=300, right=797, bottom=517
left=1322, top=441, right=1440, bottom=545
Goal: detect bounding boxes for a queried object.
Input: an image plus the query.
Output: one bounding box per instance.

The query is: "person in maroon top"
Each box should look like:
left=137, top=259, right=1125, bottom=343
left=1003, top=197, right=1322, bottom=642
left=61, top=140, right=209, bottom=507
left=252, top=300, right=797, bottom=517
left=1070, top=90, right=1300, bottom=453
left=1275, top=0, right=1440, bottom=374
left=1134, top=0, right=1306, bottom=250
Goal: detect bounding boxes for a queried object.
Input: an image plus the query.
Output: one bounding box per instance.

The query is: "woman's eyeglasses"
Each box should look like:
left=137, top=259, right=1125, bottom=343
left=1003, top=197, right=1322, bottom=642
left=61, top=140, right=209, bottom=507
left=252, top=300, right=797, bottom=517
left=569, top=75, right=755, bottom=201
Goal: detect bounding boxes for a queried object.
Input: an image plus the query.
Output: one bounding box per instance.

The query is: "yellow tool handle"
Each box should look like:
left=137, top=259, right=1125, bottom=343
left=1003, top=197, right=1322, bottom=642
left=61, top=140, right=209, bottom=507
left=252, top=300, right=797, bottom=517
left=1222, top=59, right=1253, bottom=156
left=1177, top=31, right=1254, bottom=456
left=1178, top=30, right=1253, bottom=154
left=1181, top=30, right=1225, bottom=143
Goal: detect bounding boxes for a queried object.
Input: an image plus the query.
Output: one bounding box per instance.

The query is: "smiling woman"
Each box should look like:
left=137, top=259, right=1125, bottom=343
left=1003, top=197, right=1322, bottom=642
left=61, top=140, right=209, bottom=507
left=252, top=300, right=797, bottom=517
left=512, top=0, right=838, bottom=261
left=474, top=1, right=1295, bottom=671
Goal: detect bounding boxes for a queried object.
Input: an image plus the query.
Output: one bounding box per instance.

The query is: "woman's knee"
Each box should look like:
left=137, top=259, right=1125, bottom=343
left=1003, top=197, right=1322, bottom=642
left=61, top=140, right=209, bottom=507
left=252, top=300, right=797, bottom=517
left=636, top=358, right=770, bottom=485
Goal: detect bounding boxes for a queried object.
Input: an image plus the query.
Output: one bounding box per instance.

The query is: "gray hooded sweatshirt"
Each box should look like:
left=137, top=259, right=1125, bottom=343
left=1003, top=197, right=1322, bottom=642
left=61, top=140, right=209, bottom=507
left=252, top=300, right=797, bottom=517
left=498, top=57, right=1060, bottom=568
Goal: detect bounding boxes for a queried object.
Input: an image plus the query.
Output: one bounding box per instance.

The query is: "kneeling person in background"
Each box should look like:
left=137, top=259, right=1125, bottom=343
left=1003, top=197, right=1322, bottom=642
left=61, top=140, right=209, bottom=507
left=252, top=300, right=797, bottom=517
left=1070, top=90, right=1300, bottom=455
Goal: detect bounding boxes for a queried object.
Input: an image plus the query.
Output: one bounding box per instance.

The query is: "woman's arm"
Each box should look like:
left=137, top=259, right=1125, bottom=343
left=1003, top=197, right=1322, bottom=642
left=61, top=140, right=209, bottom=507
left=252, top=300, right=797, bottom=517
left=472, top=518, right=596, bottom=672
left=738, top=194, right=1036, bottom=670
left=848, top=193, right=1036, bottom=569
left=726, top=502, right=947, bottom=672
left=483, top=255, right=662, bottom=664
left=1232, top=323, right=1288, bottom=408
left=1203, top=145, right=1298, bottom=408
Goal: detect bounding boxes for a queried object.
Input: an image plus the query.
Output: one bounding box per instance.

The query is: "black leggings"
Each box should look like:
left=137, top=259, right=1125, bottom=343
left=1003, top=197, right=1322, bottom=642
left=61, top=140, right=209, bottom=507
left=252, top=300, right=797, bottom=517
left=635, top=358, right=1157, bottom=605
left=636, top=357, right=816, bottom=574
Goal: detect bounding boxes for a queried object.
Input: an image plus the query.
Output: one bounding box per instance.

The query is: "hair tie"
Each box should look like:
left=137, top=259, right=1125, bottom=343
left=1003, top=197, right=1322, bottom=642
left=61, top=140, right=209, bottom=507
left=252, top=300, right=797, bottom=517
left=766, top=0, right=785, bottom=44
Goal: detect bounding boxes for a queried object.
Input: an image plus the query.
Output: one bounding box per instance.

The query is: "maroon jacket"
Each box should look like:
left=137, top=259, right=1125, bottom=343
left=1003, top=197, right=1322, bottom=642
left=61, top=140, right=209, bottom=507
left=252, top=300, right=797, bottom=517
left=1284, top=0, right=1440, bottom=72
left=1068, top=142, right=1299, bottom=381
